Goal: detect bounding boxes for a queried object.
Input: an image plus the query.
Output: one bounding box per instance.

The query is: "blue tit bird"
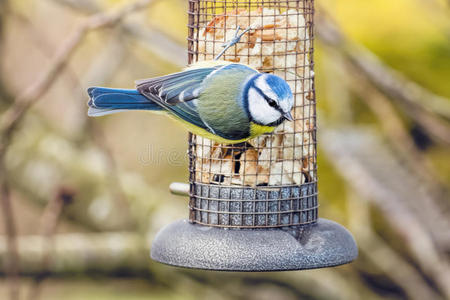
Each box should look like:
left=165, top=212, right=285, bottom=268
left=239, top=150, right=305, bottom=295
left=87, top=60, right=294, bottom=144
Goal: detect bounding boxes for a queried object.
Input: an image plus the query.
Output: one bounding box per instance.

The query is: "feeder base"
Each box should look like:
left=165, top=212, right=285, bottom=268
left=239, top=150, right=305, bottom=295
left=150, top=218, right=357, bottom=271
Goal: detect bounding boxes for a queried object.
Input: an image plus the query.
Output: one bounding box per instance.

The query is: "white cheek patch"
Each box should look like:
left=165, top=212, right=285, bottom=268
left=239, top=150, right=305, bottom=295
left=255, top=75, right=277, bottom=100
left=248, top=88, right=281, bottom=125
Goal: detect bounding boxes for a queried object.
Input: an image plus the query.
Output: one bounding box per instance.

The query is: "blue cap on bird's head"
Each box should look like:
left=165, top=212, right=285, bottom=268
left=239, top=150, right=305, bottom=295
left=243, top=73, right=294, bottom=126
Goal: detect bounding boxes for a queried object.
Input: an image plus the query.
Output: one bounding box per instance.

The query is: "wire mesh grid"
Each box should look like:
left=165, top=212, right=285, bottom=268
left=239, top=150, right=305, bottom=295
left=187, top=0, right=317, bottom=228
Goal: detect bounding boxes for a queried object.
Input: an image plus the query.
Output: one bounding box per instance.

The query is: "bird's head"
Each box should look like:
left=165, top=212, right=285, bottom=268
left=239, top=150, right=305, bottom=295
left=244, top=73, right=294, bottom=127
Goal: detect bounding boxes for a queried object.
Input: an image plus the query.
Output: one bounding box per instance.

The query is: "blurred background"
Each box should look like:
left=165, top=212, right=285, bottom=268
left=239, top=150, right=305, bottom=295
left=0, top=0, right=449, bottom=299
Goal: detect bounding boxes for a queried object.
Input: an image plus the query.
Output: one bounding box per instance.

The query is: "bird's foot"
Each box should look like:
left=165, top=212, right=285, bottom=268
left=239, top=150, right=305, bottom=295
left=214, top=25, right=254, bottom=61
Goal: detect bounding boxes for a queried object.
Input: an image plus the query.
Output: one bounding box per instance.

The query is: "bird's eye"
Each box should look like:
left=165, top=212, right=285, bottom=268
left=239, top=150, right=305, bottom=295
left=267, top=98, right=277, bottom=107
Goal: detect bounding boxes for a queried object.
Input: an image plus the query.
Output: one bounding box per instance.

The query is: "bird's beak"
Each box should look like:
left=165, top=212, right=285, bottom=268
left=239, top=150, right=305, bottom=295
left=283, top=111, right=294, bottom=121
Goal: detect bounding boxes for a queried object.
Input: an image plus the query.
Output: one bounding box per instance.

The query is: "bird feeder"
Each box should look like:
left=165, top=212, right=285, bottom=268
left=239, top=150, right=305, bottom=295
left=151, top=0, right=357, bottom=271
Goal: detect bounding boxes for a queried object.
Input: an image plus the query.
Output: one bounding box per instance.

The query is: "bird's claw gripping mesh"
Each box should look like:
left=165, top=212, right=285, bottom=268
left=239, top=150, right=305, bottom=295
left=214, top=25, right=254, bottom=60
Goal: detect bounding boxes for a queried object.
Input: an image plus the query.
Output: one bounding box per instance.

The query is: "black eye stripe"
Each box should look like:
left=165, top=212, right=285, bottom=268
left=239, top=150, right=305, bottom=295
left=251, top=85, right=278, bottom=105
left=265, top=96, right=277, bottom=107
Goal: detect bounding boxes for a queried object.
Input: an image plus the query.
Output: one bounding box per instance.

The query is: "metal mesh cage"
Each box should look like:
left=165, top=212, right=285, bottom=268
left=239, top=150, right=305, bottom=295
left=187, top=0, right=317, bottom=228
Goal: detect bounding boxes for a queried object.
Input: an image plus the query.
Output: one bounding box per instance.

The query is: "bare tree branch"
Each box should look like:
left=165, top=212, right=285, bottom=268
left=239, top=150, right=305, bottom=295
left=0, top=2, right=156, bottom=298
left=76, top=32, right=137, bottom=229
left=316, top=10, right=450, bottom=145
left=9, top=11, right=85, bottom=94
left=7, top=12, right=139, bottom=231
left=0, top=233, right=149, bottom=275
left=0, top=1, right=15, bottom=106
left=322, top=128, right=450, bottom=298
left=336, top=52, right=449, bottom=203
left=27, top=188, right=74, bottom=300
left=0, top=0, right=157, bottom=158
left=346, top=193, right=443, bottom=300
left=52, top=0, right=186, bottom=66
left=0, top=176, right=19, bottom=300
left=123, top=23, right=186, bottom=67
left=0, top=232, right=373, bottom=300
left=0, top=2, right=20, bottom=298
left=52, top=0, right=100, bottom=13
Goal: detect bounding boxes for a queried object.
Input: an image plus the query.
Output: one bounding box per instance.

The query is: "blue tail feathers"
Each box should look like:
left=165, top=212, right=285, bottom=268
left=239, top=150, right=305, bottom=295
left=87, top=87, right=162, bottom=117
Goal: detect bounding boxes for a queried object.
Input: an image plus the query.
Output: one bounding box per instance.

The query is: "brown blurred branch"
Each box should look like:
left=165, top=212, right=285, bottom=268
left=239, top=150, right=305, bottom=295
left=0, top=0, right=157, bottom=158
left=347, top=193, right=442, bottom=300
left=0, top=0, right=11, bottom=104
left=0, top=2, right=155, bottom=298
left=0, top=180, right=19, bottom=300
left=52, top=0, right=186, bottom=67
left=88, top=121, right=137, bottom=229
left=77, top=32, right=137, bottom=229
left=9, top=11, right=85, bottom=95
left=316, top=10, right=450, bottom=146
left=0, top=79, right=15, bottom=106
left=322, top=49, right=449, bottom=216
left=6, top=128, right=159, bottom=232
left=27, top=188, right=74, bottom=300
left=340, top=55, right=449, bottom=200
left=52, top=0, right=100, bottom=13
left=322, top=128, right=450, bottom=299
left=0, top=2, right=20, bottom=298
left=0, top=233, right=369, bottom=300
left=10, top=13, right=138, bottom=231
left=0, top=233, right=149, bottom=275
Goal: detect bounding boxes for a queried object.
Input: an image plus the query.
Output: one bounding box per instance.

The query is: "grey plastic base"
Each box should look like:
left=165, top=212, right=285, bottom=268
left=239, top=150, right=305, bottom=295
left=151, top=218, right=358, bottom=271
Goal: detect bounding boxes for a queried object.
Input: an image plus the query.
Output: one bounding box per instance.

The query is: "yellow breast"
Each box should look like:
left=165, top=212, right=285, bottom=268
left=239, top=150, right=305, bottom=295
left=249, top=122, right=276, bottom=138
left=165, top=113, right=276, bottom=144
left=166, top=113, right=249, bottom=144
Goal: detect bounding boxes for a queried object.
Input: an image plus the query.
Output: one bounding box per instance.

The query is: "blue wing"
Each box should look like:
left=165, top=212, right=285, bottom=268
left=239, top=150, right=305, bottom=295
left=136, top=65, right=224, bottom=131
left=136, top=63, right=258, bottom=135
